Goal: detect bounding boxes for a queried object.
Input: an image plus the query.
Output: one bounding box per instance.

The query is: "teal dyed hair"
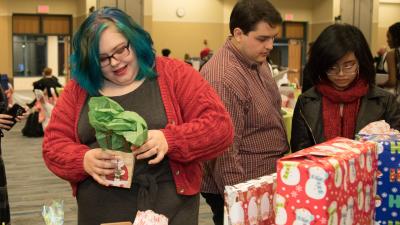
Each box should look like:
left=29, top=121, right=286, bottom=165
left=70, top=7, right=156, bottom=96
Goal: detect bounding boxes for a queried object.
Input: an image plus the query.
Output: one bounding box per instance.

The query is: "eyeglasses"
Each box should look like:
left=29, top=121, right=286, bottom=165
left=326, top=61, right=358, bottom=76
left=99, top=42, right=130, bottom=67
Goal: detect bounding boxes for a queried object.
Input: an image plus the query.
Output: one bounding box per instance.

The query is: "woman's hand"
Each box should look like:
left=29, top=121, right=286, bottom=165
left=0, top=114, right=14, bottom=130
left=132, top=130, right=169, bottom=165
left=83, top=148, right=117, bottom=186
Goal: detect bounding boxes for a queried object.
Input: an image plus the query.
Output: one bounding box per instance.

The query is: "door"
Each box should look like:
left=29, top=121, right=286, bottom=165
left=288, top=39, right=302, bottom=86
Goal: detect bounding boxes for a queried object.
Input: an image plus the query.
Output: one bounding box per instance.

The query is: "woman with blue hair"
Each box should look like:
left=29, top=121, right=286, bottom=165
left=42, top=7, right=233, bottom=225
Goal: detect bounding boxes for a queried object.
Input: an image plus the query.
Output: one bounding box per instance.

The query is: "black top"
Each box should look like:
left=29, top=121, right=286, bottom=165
left=291, top=85, right=400, bottom=152
left=32, top=76, right=62, bottom=97
left=76, top=78, right=178, bottom=224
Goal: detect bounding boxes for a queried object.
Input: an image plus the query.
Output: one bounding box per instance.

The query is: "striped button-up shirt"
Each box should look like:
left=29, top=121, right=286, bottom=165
left=201, top=38, right=289, bottom=195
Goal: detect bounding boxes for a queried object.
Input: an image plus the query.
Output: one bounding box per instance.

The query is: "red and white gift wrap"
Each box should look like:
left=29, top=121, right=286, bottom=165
left=224, top=174, right=276, bottom=225
left=275, top=137, right=377, bottom=225
left=132, top=210, right=168, bottom=225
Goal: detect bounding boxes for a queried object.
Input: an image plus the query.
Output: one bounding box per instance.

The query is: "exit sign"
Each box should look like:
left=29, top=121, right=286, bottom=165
left=285, top=13, right=294, bottom=21
left=37, top=5, right=49, bottom=13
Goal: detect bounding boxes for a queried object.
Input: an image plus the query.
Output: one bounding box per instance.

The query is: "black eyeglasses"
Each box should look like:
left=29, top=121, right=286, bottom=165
left=326, top=61, right=358, bottom=76
left=99, top=42, right=130, bottom=67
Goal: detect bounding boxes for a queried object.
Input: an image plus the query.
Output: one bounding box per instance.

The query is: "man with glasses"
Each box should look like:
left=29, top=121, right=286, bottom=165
left=200, top=1, right=289, bottom=224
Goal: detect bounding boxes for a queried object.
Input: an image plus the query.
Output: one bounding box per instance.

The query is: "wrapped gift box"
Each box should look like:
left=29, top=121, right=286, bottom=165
left=133, top=210, right=168, bottom=225
left=276, top=137, right=377, bottom=225
left=357, top=134, right=400, bottom=224
left=224, top=174, right=276, bottom=225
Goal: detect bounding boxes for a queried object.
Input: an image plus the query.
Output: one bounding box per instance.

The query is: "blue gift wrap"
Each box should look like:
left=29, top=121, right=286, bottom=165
left=357, top=134, right=400, bottom=224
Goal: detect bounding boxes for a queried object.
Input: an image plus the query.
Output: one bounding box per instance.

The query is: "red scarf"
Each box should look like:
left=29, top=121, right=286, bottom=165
left=316, top=79, right=369, bottom=140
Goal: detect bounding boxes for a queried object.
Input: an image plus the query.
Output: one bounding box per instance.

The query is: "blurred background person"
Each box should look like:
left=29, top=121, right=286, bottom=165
left=382, top=22, right=400, bottom=98
left=161, top=48, right=171, bottom=57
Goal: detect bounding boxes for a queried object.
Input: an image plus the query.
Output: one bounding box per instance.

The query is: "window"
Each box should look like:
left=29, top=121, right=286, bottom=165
left=12, top=14, right=71, bottom=77
left=13, top=36, right=47, bottom=77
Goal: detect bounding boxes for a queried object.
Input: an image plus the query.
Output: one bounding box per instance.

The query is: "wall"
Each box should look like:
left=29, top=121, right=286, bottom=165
left=149, top=0, right=315, bottom=60
left=376, top=2, right=400, bottom=52
left=150, top=0, right=225, bottom=60
left=310, top=0, right=334, bottom=42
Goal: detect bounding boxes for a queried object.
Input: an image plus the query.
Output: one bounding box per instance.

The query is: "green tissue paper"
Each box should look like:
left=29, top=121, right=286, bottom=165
left=88, top=96, right=148, bottom=152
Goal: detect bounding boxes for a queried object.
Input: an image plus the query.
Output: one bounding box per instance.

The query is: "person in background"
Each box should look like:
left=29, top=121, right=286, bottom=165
left=200, top=1, right=289, bottom=224
left=382, top=22, right=400, bottom=97
left=0, top=85, right=27, bottom=225
left=33, top=67, right=63, bottom=101
left=42, top=7, right=233, bottom=225
left=199, top=48, right=213, bottom=71
left=22, top=67, right=62, bottom=137
left=183, top=53, right=193, bottom=66
left=161, top=48, right=171, bottom=57
left=374, top=46, right=388, bottom=73
left=291, top=24, right=400, bottom=152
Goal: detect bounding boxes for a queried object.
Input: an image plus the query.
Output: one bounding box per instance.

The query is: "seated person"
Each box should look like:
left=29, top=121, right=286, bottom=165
left=291, top=24, right=400, bottom=152
left=33, top=67, right=63, bottom=100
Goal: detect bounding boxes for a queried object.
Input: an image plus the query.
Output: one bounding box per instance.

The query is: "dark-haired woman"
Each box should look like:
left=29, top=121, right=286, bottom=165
left=382, top=22, right=400, bottom=98
left=291, top=24, right=400, bottom=152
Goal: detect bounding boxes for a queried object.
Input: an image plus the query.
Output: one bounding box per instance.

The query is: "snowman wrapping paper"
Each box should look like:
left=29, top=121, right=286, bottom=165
left=357, top=134, right=400, bottom=224
left=224, top=174, right=276, bottom=225
left=276, top=137, right=377, bottom=225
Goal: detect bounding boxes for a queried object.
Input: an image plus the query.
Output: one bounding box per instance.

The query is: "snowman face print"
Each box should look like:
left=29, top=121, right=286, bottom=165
left=305, top=166, right=328, bottom=200
left=248, top=196, right=258, bottom=225
left=274, top=194, right=287, bottom=225
left=328, top=201, right=338, bottom=225
left=328, top=158, right=342, bottom=188
left=229, top=201, right=245, bottom=225
left=280, top=161, right=300, bottom=186
left=339, top=205, right=347, bottom=225
left=293, top=208, right=314, bottom=225
left=364, top=185, right=371, bottom=212
left=260, top=193, right=270, bottom=220
left=366, top=148, right=373, bottom=172
left=348, top=159, right=356, bottom=183
left=357, top=181, right=364, bottom=211
left=343, top=161, right=348, bottom=191
left=345, top=197, right=354, bottom=225
left=359, top=152, right=365, bottom=169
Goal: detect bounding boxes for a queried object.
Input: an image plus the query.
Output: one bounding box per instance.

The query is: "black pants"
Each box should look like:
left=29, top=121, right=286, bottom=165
left=201, top=192, right=224, bottom=225
left=0, top=157, right=10, bottom=225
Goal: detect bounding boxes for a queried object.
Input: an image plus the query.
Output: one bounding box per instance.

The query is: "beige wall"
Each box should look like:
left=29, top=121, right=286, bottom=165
left=152, top=21, right=224, bottom=60
left=375, top=2, right=400, bottom=52
left=149, top=0, right=316, bottom=60
left=310, top=0, right=334, bottom=42
left=0, top=16, right=12, bottom=79
left=150, top=0, right=226, bottom=59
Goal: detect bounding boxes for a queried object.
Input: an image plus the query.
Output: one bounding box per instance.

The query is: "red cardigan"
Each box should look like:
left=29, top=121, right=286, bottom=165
left=42, top=57, right=234, bottom=196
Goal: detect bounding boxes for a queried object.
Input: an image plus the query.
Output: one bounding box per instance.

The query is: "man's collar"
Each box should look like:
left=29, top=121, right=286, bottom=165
left=226, top=37, right=262, bottom=69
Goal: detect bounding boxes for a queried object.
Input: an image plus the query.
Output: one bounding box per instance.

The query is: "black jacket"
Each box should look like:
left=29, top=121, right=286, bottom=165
left=33, top=76, right=62, bottom=97
left=291, top=85, right=400, bottom=152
